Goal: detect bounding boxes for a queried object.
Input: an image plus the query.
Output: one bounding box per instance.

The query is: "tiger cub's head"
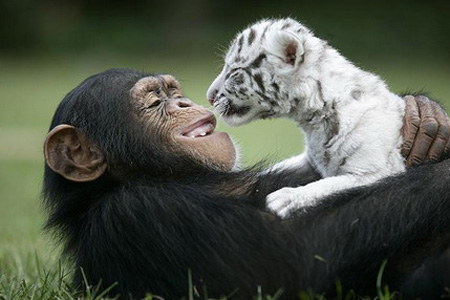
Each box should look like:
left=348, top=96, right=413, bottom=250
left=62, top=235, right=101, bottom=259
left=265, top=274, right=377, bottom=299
left=207, top=18, right=324, bottom=126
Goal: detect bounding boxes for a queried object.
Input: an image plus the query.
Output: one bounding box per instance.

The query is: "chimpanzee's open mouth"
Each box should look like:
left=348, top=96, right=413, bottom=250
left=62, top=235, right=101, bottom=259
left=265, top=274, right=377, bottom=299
left=182, top=114, right=216, bottom=138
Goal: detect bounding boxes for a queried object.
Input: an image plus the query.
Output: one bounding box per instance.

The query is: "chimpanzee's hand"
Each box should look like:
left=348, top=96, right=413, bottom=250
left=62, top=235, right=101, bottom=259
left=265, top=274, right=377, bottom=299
left=402, top=95, right=450, bottom=167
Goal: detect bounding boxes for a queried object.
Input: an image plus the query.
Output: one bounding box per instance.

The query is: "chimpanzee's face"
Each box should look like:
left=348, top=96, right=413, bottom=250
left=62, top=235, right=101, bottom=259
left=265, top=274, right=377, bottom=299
left=130, top=75, right=237, bottom=171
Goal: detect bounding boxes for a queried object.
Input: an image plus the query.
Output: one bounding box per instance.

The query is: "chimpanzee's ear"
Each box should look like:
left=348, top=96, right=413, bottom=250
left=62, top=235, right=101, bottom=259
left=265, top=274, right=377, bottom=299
left=264, top=30, right=304, bottom=67
left=44, top=125, right=107, bottom=182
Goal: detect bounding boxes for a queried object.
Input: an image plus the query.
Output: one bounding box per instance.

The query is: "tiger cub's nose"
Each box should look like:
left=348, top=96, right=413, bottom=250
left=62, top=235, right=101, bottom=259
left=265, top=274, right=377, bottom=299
left=207, top=89, right=218, bottom=106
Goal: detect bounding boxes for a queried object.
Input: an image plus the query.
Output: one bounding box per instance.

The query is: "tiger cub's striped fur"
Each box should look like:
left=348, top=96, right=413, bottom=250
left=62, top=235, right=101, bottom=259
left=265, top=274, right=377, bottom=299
left=207, top=18, right=406, bottom=218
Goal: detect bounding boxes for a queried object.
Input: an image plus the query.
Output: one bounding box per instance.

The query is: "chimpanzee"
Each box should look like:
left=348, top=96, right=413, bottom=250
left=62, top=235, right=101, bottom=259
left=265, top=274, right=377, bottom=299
left=43, top=68, right=450, bottom=299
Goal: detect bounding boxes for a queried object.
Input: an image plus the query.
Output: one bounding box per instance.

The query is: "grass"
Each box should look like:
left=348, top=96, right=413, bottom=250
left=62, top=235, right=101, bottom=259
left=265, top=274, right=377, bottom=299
left=0, top=257, right=398, bottom=300
left=0, top=53, right=449, bottom=299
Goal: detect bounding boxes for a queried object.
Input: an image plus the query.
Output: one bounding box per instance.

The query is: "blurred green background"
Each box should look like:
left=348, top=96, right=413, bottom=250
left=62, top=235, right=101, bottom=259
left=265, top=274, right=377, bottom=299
left=0, top=0, right=449, bottom=294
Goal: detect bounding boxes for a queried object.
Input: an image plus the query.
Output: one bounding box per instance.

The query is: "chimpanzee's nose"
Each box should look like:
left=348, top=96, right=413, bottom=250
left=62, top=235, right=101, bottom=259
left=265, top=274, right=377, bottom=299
left=166, top=98, right=194, bottom=113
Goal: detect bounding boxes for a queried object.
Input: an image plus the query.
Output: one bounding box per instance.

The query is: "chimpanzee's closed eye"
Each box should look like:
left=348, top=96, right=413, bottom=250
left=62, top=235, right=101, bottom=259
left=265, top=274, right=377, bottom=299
left=147, top=99, right=161, bottom=109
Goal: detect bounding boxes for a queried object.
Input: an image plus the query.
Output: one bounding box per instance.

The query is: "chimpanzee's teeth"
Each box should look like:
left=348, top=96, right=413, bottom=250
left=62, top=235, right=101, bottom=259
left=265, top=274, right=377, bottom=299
left=184, top=121, right=214, bottom=138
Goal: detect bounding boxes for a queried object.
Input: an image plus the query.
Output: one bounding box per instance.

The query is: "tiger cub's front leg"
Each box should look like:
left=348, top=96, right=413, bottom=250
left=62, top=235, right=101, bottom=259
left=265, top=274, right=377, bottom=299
left=266, top=174, right=381, bottom=218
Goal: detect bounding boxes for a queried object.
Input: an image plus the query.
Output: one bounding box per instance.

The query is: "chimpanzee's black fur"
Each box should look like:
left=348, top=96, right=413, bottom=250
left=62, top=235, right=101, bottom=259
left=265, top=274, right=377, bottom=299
left=43, top=69, right=450, bottom=299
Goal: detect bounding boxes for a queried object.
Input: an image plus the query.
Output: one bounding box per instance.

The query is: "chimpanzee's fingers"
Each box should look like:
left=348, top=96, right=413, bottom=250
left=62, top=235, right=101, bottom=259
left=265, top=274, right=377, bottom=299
left=406, top=96, right=438, bottom=167
left=427, top=101, right=450, bottom=161
left=401, top=96, right=420, bottom=161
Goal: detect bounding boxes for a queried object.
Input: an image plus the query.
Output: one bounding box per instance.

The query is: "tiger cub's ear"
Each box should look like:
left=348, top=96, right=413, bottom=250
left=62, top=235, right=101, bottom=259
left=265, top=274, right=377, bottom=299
left=264, top=30, right=304, bottom=68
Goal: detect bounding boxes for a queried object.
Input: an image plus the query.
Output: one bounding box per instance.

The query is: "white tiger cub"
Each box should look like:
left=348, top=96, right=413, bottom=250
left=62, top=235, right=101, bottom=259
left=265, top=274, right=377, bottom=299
left=207, top=18, right=406, bottom=218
